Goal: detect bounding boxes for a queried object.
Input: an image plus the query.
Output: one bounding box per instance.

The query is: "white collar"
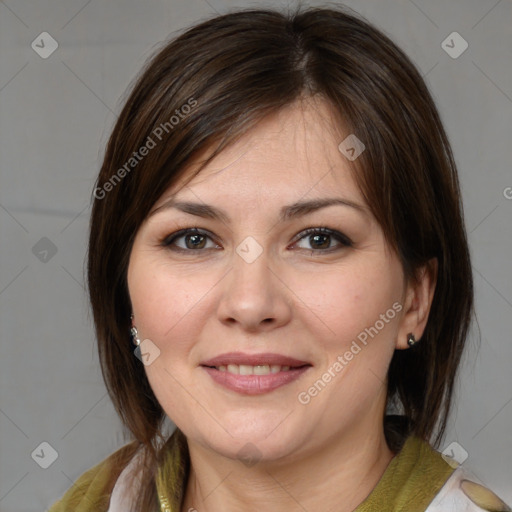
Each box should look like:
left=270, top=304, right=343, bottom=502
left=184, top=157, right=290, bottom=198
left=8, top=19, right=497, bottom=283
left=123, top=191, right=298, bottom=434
left=107, top=448, right=143, bottom=512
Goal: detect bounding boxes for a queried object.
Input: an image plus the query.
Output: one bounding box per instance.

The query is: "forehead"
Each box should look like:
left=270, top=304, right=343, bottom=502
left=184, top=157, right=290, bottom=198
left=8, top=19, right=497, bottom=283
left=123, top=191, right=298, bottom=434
left=156, top=98, right=365, bottom=208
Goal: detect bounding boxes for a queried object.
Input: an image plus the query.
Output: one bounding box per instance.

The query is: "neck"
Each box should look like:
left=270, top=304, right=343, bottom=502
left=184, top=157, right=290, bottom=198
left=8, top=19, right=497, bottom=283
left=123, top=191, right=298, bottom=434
left=180, top=422, right=395, bottom=512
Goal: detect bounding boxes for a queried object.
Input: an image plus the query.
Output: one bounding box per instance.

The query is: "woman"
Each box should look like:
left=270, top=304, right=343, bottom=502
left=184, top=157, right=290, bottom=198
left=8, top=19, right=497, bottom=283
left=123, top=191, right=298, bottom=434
left=49, top=5, right=510, bottom=512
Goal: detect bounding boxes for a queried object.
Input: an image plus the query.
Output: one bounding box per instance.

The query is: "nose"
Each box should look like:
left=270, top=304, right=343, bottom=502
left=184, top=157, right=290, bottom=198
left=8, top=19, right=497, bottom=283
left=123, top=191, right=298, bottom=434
left=216, top=244, right=293, bottom=332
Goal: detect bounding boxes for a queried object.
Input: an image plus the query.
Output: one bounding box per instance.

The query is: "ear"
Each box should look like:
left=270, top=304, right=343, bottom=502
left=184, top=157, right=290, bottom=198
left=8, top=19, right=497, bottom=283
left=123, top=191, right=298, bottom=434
left=395, top=258, right=438, bottom=350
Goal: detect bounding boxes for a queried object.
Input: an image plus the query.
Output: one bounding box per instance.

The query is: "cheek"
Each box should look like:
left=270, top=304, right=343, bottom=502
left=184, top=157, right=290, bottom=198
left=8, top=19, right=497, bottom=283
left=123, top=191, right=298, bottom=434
left=297, top=265, right=401, bottom=421
left=128, top=255, right=214, bottom=345
left=129, top=264, right=208, bottom=418
left=292, top=261, right=401, bottom=349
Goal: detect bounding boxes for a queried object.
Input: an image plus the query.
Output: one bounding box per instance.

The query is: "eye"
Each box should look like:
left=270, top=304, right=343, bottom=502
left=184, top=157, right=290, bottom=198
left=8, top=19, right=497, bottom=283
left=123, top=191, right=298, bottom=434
left=160, top=226, right=352, bottom=254
left=161, top=228, right=220, bottom=252
left=292, top=227, right=352, bottom=252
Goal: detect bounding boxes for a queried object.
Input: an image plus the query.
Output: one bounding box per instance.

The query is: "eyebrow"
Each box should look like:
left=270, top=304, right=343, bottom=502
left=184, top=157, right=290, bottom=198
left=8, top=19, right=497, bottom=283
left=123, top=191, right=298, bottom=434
left=149, top=197, right=367, bottom=223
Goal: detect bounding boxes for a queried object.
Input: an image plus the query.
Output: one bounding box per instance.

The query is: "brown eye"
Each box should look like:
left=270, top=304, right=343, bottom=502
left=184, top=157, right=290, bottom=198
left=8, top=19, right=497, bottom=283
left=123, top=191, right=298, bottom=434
left=309, top=233, right=331, bottom=249
left=293, top=227, right=352, bottom=252
left=161, top=228, right=220, bottom=252
left=184, top=233, right=206, bottom=249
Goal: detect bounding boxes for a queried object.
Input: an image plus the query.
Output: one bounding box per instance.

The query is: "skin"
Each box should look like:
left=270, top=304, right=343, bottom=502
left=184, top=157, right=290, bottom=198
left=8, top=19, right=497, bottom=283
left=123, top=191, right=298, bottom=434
left=127, top=97, right=436, bottom=512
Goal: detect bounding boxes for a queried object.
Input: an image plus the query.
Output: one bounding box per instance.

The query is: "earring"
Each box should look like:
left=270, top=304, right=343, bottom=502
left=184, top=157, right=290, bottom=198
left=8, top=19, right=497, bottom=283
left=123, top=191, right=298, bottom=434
left=407, top=332, right=417, bottom=347
left=130, top=326, right=141, bottom=346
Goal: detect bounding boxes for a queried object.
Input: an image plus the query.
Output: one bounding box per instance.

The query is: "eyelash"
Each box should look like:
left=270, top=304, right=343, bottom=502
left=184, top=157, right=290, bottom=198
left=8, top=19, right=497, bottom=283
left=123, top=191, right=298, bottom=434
left=160, top=227, right=353, bottom=254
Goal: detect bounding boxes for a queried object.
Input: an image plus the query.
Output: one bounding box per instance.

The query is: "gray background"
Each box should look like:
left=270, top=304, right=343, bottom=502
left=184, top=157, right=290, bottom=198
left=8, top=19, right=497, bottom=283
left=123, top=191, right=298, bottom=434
left=0, top=0, right=511, bottom=510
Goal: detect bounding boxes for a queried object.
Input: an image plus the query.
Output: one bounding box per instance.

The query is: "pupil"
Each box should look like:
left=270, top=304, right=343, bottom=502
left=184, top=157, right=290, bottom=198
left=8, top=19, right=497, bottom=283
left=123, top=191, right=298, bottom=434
left=311, top=234, right=329, bottom=249
left=186, top=234, right=205, bottom=249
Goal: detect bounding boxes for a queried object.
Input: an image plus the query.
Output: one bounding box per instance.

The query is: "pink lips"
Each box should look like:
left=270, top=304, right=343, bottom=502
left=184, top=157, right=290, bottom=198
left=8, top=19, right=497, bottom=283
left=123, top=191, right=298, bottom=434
left=200, top=352, right=312, bottom=395
left=201, top=352, right=310, bottom=368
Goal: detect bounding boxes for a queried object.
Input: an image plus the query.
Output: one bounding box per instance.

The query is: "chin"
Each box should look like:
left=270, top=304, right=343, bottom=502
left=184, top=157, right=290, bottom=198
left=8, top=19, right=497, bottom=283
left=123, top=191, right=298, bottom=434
left=200, top=421, right=303, bottom=461
left=215, top=437, right=296, bottom=465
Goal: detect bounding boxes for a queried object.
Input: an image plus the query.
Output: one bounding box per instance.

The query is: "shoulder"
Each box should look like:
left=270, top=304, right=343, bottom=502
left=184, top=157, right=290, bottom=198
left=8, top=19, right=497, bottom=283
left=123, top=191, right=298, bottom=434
left=357, top=434, right=511, bottom=512
left=48, top=441, right=140, bottom=512
left=426, top=465, right=511, bottom=512
left=402, top=436, right=511, bottom=512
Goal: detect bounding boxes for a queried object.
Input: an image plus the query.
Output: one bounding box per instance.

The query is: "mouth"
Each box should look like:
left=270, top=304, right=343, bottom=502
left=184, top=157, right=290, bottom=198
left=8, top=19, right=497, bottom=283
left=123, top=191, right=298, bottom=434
left=206, top=363, right=307, bottom=375
left=200, top=352, right=312, bottom=395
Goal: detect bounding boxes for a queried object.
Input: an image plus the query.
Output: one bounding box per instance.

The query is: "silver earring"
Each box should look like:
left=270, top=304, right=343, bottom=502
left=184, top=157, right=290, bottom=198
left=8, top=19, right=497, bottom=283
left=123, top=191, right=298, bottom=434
left=130, top=326, right=141, bottom=346
left=407, top=332, right=417, bottom=347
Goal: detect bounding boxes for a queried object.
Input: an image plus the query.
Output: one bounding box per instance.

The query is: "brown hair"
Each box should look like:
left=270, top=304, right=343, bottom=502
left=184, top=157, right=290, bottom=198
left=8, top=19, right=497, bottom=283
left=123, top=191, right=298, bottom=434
left=87, top=5, right=473, bottom=510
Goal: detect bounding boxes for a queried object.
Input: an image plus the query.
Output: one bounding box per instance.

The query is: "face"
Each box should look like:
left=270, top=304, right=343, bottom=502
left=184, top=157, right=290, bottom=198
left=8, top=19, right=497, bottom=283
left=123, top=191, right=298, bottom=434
left=127, top=98, right=412, bottom=463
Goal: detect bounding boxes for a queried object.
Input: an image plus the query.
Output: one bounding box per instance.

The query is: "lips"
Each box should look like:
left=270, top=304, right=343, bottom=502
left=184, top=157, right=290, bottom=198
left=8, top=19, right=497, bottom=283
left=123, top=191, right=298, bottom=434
left=200, top=352, right=312, bottom=395
left=200, top=352, right=311, bottom=368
